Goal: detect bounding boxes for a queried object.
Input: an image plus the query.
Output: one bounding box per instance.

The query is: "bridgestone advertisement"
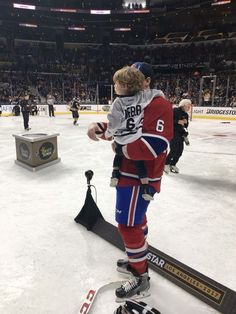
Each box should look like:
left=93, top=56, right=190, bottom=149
left=193, top=107, right=236, bottom=120
left=2, top=104, right=236, bottom=119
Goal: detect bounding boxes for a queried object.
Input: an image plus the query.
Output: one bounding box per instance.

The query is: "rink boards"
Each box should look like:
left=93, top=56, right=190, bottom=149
left=1, top=104, right=236, bottom=120
left=192, top=106, right=236, bottom=120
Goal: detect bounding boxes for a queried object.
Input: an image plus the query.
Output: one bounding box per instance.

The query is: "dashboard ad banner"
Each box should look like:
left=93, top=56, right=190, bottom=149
left=192, top=107, right=236, bottom=120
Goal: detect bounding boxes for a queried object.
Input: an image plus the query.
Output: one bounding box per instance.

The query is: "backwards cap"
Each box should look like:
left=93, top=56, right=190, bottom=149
left=132, top=62, right=154, bottom=80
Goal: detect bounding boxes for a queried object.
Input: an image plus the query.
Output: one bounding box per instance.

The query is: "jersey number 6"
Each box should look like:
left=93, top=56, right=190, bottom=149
left=126, top=118, right=135, bottom=131
left=156, top=119, right=164, bottom=132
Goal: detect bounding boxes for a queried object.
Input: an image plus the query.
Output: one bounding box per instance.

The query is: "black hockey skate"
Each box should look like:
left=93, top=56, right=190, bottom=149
left=115, top=272, right=150, bottom=302
left=114, top=300, right=161, bottom=314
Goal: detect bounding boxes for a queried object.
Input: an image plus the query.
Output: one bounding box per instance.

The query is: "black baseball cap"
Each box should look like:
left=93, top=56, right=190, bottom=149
left=132, top=62, right=154, bottom=80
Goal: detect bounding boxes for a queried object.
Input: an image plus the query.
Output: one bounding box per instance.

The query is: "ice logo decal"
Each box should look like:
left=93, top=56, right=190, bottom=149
left=39, top=142, right=54, bottom=160
left=19, top=142, right=30, bottom=160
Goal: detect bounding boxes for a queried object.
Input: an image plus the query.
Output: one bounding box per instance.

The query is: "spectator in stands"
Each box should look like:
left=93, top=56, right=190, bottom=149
left=230, top=96, right=236, bottom=107
left=203, top=90, right=211, bottom=106
left=0, top=40, right=236, bottom=107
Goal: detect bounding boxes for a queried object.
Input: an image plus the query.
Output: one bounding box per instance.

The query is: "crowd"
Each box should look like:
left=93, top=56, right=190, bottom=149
left=0, top=39, right=236, bottom=106
left=0, top=71, right=235, bottom=107
left=0, top=40, right=235, bottom=73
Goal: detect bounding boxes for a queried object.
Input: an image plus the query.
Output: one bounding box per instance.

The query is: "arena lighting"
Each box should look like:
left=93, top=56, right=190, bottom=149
left=114, top=27, right=131, bottom=31
left=123, top=0, right=146, bottom=8
left=68, top=27, right=85, bottom=31
left=123, top=9, right=150, bottom=13
left=13, top=3, right=35, bottom=10
left=19, top=23, right=38, bottom=28
left=12, top=4, right=149, bottom=15
left=90, top=10, right=111, bottom=14
left=50, top=8, right=77, bottom=13
left=211, top=0, right=231, bottom=5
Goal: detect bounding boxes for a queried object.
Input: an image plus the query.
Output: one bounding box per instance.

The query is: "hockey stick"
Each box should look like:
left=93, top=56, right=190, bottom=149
left=75, top=178, right=236, bottom=314
left=79, top=280, right=125, bottom=314
left=91, top=219, right=236, bottom=314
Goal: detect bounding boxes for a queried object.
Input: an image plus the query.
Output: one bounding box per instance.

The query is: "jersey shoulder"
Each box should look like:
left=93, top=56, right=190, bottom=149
left=146, top=96, right=173, bottom=115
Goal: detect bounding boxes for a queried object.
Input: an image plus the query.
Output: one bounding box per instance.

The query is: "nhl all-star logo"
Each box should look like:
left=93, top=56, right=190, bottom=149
left=147, top=252, right=165, bottom=268
left=39, top=142, right=54, bottom=160
left=19, top=142, right=30, bottom=160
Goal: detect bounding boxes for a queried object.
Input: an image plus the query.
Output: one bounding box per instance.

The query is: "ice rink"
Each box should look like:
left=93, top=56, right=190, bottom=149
left=0, top=113, right=235, bottom=314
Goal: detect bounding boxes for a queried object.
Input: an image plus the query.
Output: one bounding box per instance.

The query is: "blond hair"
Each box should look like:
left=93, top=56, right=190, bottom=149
left=113, top=66, right=145, bottom=94
left=179, top=99, right=192, bottom=107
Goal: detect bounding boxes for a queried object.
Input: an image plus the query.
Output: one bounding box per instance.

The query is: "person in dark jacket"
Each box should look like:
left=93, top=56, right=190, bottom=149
left=31, top=104, right=38, bottom=116
left=12, top=103, right=21, bottom=116
left=19, top=95, right=31, bottom=130
left=164, top=99, right=192, bottom=174
left=69, top=97, right=80, bottom=125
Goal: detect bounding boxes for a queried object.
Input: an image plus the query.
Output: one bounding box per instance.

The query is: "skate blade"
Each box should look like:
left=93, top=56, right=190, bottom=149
left=115, top=290, right=151, bottom=303
left=116, top=267, right=131, bottom=276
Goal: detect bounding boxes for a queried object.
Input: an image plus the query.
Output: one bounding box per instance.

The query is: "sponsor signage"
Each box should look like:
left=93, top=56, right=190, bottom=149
left=19, top=142, right=30, bottom=160
left=1, top=104, right=109, bottom=114
left=147, top=249, right=225, bottom=305
left=76, top=214, right=236, bottom=313
left=39, top=142, right=54, bottom=160
left=193, top=107, right=236, bottom=120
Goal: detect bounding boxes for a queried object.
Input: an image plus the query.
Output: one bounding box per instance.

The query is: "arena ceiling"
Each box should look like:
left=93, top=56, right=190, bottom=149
left=0, top=0, right=235, bottom=44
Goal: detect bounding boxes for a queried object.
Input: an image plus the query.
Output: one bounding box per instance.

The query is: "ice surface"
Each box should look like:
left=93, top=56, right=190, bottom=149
left=0, top=114, right=235, bottom=314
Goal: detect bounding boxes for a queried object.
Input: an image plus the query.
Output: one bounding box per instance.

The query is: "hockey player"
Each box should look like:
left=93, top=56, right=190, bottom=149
left=106, top=65, right=164, bottom=201
left=69, top=97, right=80, bottom=125
left=164, top=98, right=191, bottom=174
left=87, top=62, right=173, bottom=301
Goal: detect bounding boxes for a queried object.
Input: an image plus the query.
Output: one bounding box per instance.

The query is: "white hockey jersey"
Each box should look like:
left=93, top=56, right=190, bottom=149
left=105, top=89, right=164, bottom=145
